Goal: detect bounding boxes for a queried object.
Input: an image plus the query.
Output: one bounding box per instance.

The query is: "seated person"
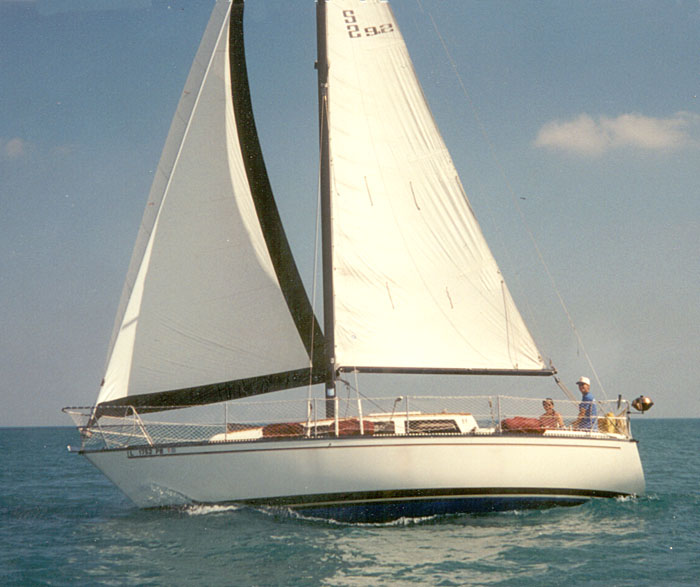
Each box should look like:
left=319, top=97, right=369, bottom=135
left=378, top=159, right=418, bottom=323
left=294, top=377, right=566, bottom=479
left=539, top=398, right=564, bottom=429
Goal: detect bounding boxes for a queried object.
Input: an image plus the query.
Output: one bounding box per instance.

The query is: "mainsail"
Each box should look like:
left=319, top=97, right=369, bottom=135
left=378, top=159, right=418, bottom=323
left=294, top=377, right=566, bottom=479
left=96, top=0, right=325, bottom=412
left=320, top=0, right=549, bottom=375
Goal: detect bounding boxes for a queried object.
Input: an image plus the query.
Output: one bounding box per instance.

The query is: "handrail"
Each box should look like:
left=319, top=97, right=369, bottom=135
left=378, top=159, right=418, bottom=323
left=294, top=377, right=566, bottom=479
left=64, top=394, right=634, bottom=451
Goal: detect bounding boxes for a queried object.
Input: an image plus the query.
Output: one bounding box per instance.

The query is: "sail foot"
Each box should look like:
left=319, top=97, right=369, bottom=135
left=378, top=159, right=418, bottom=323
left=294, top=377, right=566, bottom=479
left=95, top=367, right=326, bottom=418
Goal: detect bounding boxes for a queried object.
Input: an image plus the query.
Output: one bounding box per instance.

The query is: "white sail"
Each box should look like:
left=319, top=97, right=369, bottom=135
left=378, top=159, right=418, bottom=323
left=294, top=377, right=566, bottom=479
left=97, top=1, right=316, bottom=406
left=323, top=0, right=546, bottom=373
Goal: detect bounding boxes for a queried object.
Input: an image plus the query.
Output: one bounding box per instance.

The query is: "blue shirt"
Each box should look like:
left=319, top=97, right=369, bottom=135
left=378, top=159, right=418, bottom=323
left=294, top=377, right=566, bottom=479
left=579, top=391, right=597, bottom=430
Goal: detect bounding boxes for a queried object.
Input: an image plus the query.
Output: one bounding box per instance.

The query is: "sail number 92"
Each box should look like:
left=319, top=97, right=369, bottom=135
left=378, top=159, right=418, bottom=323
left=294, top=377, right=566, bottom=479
left=343, top=10, right=394, bottom=38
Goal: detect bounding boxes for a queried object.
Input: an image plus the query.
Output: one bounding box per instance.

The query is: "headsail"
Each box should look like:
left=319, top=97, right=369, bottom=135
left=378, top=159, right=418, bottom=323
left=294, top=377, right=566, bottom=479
left=321, top=0, right=549, bottom=375
left=96, top=0, right=325, bottom=413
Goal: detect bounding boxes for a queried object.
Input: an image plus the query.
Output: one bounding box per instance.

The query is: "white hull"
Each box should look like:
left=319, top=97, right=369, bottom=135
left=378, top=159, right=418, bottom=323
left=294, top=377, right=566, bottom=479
left=84, top=434, right=644, bottom=522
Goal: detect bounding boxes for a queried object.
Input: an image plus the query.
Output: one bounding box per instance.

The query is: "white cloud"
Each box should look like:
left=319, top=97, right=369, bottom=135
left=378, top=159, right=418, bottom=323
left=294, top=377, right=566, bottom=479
left=0, top=137, right=29, bottom=161
left=534, top=112, right=700, bottom=156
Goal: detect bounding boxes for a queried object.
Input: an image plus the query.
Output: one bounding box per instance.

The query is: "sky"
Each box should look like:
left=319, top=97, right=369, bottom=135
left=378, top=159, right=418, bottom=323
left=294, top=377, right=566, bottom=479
left=1, top=0, right=699, bottom=426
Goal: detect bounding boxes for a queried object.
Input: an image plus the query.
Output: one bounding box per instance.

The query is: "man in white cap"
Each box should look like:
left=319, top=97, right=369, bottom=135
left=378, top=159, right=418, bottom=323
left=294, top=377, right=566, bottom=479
left=572, top=376, right=597, bottom=430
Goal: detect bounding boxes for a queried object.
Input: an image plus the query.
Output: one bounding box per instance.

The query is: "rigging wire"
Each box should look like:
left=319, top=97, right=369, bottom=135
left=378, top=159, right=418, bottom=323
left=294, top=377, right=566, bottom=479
left=420, top=2, right=608, bottom=400
left=306, top=182, right=323, bottom=400
left=338, top=375, right=388, bottom=415
left=307, top=93, right=327, bottom=399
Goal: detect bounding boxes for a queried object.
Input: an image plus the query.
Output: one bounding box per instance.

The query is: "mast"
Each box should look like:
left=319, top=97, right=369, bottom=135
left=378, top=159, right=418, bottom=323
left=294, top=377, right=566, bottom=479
left=316, top=0, right=336, bottom=416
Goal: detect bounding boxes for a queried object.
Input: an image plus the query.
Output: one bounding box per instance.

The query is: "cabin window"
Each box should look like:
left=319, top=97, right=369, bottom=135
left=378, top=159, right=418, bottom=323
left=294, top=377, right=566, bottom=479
left=372, top=421, right=396, bottom=434
left=408, top=419, right=459, bottom=434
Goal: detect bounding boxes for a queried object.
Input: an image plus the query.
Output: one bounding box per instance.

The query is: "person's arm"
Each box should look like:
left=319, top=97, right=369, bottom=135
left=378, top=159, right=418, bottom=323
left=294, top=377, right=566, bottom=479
left=572, top=406, right=585, bottom=429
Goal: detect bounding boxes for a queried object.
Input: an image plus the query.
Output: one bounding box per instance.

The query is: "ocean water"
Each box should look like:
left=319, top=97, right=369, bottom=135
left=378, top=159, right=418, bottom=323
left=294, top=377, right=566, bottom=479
left=1, top=419, right=698, bottom=586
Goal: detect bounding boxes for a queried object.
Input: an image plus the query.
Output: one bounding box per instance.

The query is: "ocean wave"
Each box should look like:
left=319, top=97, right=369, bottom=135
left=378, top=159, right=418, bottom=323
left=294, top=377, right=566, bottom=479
left=181, top=503, right=243, bottom=516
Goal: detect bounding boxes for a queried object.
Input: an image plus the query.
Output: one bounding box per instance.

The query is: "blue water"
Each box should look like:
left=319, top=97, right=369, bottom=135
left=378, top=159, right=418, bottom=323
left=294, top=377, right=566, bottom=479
left=1, top=420, right=698, bottom=586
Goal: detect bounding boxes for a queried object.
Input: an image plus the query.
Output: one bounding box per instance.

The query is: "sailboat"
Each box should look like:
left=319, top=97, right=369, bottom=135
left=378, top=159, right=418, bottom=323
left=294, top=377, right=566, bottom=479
left=65, top=0, right=645, bottom=523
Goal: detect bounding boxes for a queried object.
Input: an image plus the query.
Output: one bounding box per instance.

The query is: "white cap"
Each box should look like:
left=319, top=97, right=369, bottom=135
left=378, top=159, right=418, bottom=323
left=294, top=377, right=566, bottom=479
left=576, top=376, right=590, bottom=386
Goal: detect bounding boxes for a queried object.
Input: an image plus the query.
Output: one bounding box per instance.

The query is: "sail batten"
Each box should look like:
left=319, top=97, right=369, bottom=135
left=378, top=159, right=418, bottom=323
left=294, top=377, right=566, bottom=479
left=323, top=0, right=547, bottom=374
left=96, top=0, right=324, bottom=410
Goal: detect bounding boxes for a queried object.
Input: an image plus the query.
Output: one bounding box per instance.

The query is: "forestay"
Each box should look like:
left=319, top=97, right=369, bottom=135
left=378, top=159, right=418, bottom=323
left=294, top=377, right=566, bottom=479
left=97, top=1, right=322, bottom=409
left=323, top=0, right=547, bottom=374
